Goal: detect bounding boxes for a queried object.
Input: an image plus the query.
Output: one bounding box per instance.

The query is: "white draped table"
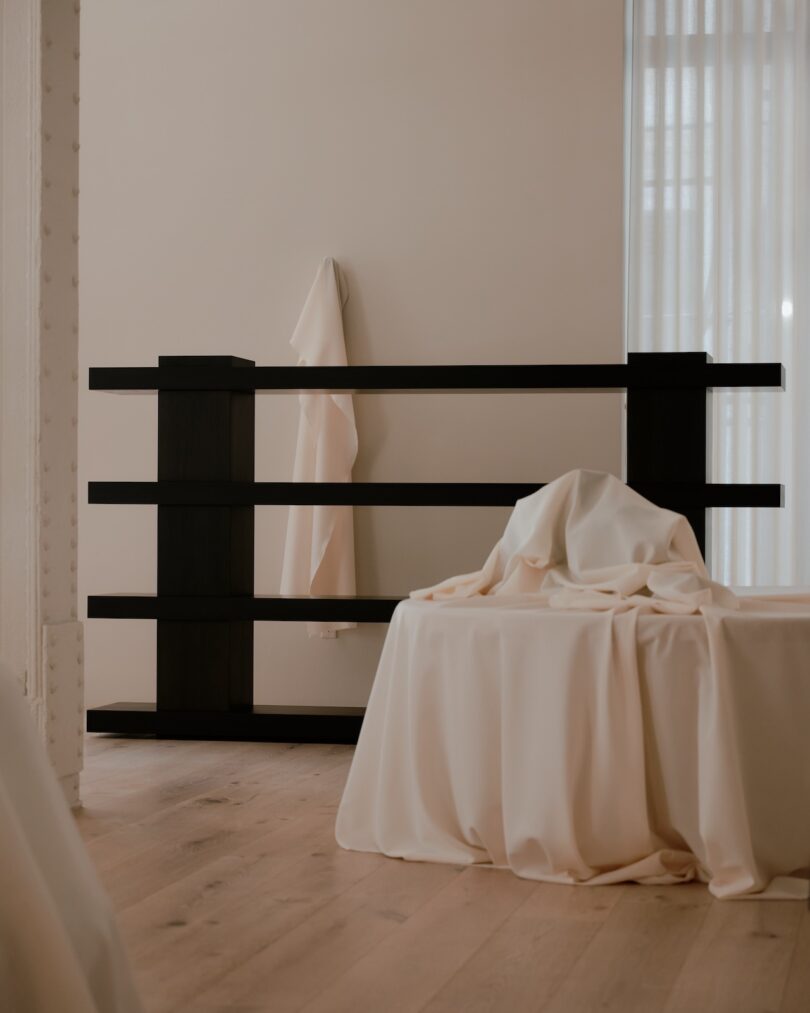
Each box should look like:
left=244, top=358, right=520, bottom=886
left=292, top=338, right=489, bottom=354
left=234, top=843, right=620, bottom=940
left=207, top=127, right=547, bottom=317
left=336, top=592, right=810, bottom=900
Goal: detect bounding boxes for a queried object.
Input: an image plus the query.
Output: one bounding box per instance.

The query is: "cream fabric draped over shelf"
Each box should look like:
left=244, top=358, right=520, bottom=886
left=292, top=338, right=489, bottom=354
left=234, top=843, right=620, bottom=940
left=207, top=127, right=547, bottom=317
left=412, top=469, right=737, bottom=613
left=626, top=0, right=810, bottom=585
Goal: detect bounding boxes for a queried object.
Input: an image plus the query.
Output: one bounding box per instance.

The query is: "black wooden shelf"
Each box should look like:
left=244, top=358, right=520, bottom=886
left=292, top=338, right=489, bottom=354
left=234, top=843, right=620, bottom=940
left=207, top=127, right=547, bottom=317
left=88, top=594, right=401, bottom=623
left=87, top=352, right=785, bottom=745
left=86, top=703, right=364, bottom=744
left=89, top=361, right=785, bottom=393
left=88, top=480, right=784, bottom=509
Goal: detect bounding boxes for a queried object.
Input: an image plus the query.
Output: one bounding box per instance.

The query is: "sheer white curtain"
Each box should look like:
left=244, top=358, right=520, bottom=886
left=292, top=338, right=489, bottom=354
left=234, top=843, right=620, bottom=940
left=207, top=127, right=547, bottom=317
left=626, top=0, right=809, bottom=585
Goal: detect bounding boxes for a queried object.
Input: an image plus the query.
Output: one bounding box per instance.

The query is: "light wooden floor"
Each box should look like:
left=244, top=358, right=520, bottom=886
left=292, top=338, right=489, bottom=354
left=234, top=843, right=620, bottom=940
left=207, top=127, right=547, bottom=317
left=76, top=735, right=810, bottom=1013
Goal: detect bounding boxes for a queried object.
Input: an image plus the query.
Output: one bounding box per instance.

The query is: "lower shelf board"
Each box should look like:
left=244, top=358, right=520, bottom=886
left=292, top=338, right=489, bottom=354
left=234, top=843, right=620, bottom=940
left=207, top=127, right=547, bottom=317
left=86, top=702, right=365, bottom=744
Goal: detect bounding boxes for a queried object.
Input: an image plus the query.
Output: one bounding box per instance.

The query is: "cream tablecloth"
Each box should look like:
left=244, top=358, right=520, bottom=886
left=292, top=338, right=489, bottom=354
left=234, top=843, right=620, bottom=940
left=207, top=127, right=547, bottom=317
left=336, top=593, right=810, bottom=899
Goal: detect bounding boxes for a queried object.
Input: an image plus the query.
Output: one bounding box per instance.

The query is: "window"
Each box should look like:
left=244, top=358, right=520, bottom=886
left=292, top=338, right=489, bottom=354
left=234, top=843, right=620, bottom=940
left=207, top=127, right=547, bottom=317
left=626, top=0, right=810, bottom=585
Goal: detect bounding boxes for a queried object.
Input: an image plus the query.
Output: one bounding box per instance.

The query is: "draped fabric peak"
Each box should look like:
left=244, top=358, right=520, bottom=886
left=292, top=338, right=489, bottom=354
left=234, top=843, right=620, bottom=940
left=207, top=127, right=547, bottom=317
left=412, top=469, right=738, bottom=613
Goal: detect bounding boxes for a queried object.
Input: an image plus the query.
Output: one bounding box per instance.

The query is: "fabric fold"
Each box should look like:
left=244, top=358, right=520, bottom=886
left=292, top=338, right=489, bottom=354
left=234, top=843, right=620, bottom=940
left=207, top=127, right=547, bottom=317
left=412, top=469, right=737, bottom=612
left=280, top=258, right=358, bottom=638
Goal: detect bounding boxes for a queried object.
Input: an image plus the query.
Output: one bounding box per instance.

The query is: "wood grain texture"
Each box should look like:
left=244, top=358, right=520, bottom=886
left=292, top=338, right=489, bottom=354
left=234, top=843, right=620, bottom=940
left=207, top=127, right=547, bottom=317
left=77, top=738, right=810, bottom=1013
left=781, top=910, right=810, bottom=1013
left=663, top=898, right=805, bottom=1013
left=539, top=885, right=713, bottom=1013
left=421, top=882, right=625, bottom=1013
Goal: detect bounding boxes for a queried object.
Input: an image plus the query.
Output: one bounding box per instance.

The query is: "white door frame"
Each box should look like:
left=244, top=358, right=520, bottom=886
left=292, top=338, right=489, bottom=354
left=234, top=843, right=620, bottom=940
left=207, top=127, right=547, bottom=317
left=1, top=0, right=84, bottom=805
left=0, top=0, right=42, bottom=711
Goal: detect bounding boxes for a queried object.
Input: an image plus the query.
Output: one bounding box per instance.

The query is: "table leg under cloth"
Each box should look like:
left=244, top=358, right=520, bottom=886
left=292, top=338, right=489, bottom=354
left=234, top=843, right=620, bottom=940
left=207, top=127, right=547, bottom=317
left=335, top=598, right=810, bottom=900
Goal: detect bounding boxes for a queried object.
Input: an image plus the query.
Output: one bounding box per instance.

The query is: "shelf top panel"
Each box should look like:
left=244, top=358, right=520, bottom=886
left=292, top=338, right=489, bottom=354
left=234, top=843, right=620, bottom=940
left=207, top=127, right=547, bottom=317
left=87, top=480, right=785, bottom=509
left=89, top=361, right=786, bottom=393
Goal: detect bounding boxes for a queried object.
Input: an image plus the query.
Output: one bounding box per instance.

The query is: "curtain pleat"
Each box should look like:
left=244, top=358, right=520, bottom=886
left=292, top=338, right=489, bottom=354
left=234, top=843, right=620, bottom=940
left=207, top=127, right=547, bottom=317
left=627, top=0, right=809, bottom=585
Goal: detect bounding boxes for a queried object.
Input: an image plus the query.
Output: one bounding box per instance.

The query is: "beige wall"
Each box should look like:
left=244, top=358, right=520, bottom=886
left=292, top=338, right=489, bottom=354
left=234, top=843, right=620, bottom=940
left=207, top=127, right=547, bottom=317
left=79, top=0, right=625, bottom=708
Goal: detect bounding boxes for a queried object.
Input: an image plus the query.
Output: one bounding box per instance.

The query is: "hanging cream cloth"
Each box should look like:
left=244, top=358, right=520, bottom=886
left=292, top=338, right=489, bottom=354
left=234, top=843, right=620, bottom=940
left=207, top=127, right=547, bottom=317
left=0, top=673, right=143, bottom=1012
left=337, top=471, right=810, bottom=899
left=280, top=258, right=358, bottom=638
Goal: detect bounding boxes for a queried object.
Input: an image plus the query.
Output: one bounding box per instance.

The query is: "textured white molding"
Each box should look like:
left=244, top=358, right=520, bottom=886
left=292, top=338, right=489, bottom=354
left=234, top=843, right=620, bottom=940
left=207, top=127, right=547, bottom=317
left=38, top=0, right=83, bottom=801
left=1, top=0, right=83, bottom=806
left=42, top=621, right=84, bottom=805
left=58, top=772, right=80, bottom=805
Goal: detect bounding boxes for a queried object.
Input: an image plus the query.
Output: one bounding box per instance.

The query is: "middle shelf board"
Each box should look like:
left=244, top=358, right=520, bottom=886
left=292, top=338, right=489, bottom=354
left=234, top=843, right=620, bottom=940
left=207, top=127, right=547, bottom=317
left=88, top=481, right=784, bottom=510
left=88, top=594, right=402, bottom=623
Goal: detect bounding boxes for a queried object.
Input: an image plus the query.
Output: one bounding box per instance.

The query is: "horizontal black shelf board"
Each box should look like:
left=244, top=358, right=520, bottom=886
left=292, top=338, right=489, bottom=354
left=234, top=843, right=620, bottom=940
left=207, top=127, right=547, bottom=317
left=87, top=702, right=364, bottom=744
left=89, top=362, right=785, bottom=393
left=88, top=480, right=547, bottom=506
left=88, top=480, right=784, bottom=509
left=88, top=594, right=402, bottom=622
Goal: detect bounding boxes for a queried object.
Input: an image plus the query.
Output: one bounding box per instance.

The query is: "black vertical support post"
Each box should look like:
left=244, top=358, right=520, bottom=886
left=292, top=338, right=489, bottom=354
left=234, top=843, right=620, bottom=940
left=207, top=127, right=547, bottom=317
left=156, top=356, right=255, bottom=733
left=626, top=351, right=712, bottom=559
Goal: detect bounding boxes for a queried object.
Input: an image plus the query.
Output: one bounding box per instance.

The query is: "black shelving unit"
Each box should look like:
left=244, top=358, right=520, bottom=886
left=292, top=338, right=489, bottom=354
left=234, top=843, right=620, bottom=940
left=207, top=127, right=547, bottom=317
left=86, top=351, right=784, bottom=743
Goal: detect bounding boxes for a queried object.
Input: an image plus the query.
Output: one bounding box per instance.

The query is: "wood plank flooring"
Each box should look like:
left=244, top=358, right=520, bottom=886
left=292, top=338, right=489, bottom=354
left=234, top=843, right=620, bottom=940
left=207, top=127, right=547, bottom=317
left=76, top=736, right=810, bottom=1013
